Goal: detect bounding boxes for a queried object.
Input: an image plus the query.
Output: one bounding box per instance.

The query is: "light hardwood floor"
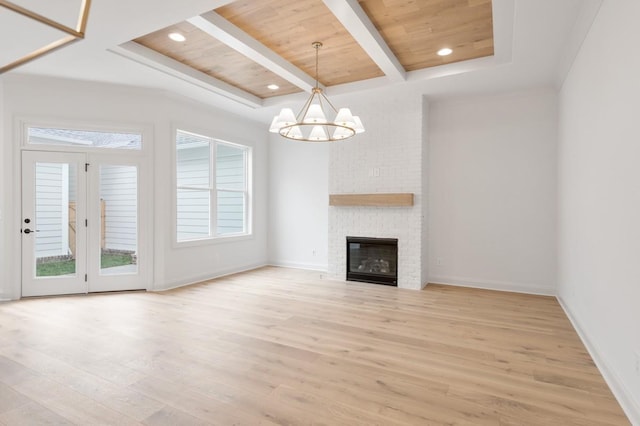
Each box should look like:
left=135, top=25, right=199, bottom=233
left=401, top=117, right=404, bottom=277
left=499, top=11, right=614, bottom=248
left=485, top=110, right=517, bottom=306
left=0, top=267, right=630, bottom=425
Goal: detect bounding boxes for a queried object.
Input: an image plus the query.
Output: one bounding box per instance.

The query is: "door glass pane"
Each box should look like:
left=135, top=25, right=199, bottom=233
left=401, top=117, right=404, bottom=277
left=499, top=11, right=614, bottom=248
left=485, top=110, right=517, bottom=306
left=35, top=162, right=77, bottom=277
left=100, top=165, right=138, bottom=275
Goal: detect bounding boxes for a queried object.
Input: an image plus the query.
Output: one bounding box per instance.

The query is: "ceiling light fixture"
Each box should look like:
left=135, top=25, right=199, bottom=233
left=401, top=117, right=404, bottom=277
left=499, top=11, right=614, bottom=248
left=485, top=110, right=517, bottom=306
left=267, top=84, right=279, bottom=90
left=269, top=42, right=364, bottom=142
left=168, top=32, right=186, bottom=42
left=437, top=47, right=453, bottom=56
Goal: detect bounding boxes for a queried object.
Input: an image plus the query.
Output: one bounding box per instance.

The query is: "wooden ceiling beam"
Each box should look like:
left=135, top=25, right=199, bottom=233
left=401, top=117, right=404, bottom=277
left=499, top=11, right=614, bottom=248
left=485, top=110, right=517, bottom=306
left=110, top=41, right=262, bottom=108
left=322, top=0, right=406, bottom=83
left=188, top=12, right=318, bottom=93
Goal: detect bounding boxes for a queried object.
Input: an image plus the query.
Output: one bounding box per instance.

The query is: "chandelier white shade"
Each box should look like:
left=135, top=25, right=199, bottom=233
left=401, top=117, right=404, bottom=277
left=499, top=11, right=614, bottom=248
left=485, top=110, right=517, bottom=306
left=269, top=42, right=365, bottom=142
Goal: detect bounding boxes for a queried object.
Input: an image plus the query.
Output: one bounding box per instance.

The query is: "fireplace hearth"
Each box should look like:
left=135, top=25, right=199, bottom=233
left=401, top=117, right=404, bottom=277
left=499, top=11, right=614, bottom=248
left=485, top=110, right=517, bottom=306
left=346, top=236, right=398, bottom=286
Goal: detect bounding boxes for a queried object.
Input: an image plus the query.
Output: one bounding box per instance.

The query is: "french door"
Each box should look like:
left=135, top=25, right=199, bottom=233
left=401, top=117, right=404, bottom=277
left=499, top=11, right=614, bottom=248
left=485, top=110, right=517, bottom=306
left=21, top=150, right=147, bottom=296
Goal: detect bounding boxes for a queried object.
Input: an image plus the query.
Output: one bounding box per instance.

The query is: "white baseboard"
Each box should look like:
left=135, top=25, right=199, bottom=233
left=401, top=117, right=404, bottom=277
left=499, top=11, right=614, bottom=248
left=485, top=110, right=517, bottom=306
left=558, top=296, right=640, bottom=426
left=428, top=275, right=556, bottom=296
left=155, top=262, right=268, bottom=291
left=268, top=260, right=328, bottom=272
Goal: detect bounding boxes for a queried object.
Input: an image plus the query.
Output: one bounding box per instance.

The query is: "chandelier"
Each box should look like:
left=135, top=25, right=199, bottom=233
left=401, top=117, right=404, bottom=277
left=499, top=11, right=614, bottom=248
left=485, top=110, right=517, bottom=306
left=0, top=0, right=92, bottom=74
left=269, top=42, right=364, bottom=142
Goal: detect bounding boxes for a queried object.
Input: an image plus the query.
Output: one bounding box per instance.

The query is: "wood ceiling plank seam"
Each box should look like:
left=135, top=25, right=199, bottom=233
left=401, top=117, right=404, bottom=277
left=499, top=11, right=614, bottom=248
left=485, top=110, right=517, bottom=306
left=322, top=0, right=406, bottom=83
left=110, top=42, right=263, bottom=109
left=190, top=12, right=318, bottom=93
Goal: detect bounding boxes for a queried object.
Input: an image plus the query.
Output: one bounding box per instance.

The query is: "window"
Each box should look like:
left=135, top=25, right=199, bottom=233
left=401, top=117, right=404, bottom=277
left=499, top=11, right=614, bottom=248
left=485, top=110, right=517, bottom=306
left=176, top=130, right=250, bottom=242
left=28, top=127, right=142, bottom=150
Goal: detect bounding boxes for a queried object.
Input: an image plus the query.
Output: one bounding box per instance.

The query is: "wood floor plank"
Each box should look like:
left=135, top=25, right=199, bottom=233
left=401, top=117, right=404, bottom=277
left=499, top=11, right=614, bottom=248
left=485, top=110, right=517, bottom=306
left=0, top=382, right=31, bottom=415
left=0, top=266, right=630, bottom=425
left=130, top=375, right=277, bottom=426
left=0, top=401, right=75, bottom=426
left=142, top=405, right=208, bottom=426
left=9, top=375, right=140, bottom=425
left=0, top=344, right=164, bottom=421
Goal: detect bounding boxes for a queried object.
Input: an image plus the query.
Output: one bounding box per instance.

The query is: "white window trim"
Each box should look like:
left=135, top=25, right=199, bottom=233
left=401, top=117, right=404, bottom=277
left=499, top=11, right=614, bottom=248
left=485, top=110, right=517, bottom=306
left=19, top=117, right=149, bottom=155
left=174, top=128, right=252, bottom=247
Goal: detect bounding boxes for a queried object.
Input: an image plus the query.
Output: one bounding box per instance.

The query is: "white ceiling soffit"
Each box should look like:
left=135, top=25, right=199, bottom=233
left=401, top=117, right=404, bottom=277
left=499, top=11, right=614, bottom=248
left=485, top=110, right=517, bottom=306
left=109, top=41, right=262, bottom=108
left=112, top=0, right=516, bottom=110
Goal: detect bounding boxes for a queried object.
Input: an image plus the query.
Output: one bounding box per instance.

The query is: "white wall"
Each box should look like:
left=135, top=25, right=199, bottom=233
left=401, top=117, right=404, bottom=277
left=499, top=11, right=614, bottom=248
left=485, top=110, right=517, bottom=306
left=558, top=0, right=640, bottom=422
left=0, top=77, right=5, bottom=300
left=421, top=97, right=430, bottom=287
left=0, top=75, right=268, bottom=298
left=268, top=135, right=329, bottom=270
left=428, top=89, right=558, bottom=295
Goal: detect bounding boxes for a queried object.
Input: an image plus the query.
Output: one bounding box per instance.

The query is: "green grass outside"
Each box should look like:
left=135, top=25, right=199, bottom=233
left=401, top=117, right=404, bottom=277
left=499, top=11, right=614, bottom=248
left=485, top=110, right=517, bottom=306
left=101, top=253, right=134, bottom=269
left=36, top=253, right=134, bottom=277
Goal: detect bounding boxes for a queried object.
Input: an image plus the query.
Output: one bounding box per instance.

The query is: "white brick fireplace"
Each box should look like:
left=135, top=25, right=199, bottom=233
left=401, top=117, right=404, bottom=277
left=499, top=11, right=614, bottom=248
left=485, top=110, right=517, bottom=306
left=328, top=91, right=428, bottom=289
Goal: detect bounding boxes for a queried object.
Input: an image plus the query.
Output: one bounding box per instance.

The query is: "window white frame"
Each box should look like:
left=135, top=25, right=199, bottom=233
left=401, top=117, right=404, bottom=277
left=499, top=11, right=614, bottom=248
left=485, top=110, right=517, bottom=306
left=174, top=128, right=252, bottom=245
left=21, top=118, right=148, bottom=154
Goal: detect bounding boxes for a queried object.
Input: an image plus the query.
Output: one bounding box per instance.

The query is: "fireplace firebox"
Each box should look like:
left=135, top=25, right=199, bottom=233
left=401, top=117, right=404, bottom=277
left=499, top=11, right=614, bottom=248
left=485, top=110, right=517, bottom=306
left=346, top=236, right=398, bottom=286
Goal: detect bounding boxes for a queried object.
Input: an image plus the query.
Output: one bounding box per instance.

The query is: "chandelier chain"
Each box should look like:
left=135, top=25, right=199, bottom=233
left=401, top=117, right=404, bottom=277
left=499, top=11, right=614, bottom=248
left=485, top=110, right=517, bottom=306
left=312, top=41, right=322, bottom=89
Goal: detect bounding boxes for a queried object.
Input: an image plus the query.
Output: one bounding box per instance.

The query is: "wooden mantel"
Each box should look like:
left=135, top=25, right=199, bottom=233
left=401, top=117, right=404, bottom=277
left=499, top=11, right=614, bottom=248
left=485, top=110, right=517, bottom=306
left=329, top=193, right=414, bottom=207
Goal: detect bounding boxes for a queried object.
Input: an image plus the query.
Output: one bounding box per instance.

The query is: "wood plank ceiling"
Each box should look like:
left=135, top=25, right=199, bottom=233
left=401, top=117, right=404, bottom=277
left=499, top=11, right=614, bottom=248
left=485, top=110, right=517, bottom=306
left=134, top=22, right=302, bottom=98
left=214, top=0, right=384, bottom=87
left=133, top=0, right=494, bottom=99
left=359, top=0, right=494, bottom=71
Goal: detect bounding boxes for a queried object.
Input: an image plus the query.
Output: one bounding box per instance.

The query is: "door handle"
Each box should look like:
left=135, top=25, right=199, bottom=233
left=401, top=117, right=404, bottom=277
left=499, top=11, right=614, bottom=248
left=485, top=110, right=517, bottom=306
left=23, top=228, right=39, bottom=234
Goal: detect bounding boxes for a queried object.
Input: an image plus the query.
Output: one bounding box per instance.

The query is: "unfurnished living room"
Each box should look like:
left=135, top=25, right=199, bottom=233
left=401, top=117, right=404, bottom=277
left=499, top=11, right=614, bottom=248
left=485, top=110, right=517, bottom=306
left=0, top=0, right=638, bottom=425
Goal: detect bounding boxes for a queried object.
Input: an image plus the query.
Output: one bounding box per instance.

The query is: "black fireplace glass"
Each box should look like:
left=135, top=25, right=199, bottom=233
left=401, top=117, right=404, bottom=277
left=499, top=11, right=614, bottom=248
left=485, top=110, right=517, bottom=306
left=346, top=237, right=398, bottom=286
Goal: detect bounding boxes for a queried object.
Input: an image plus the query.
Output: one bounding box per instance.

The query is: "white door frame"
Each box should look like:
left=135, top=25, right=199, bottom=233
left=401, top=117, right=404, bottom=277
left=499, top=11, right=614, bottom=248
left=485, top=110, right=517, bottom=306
left=21, top=150, right=89, bottom=297
left=87, top=153, right=149, bottom=292
left=21, top=150, right=151, bottom=296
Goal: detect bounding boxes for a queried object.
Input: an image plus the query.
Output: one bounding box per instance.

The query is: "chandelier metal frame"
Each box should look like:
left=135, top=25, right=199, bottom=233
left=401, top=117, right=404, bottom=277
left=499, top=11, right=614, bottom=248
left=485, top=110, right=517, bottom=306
left=0, top=0, right=92, bottom=74
left=269, top=42, right=364, bottom=142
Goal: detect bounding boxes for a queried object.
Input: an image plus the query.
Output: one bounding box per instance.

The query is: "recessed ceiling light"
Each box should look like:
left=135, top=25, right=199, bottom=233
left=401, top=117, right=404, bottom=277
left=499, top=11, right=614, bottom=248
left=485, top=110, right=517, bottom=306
left=168, top=32, right=186, bottom=42
left=437, top=48, right=453, bottom=56
left=267, top=84, right=279, bottom=90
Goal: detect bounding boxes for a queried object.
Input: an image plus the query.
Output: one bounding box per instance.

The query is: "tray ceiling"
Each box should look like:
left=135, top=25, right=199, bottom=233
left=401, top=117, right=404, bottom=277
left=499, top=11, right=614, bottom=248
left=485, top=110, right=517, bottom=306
left=129, top=0, right=494, bottom=103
